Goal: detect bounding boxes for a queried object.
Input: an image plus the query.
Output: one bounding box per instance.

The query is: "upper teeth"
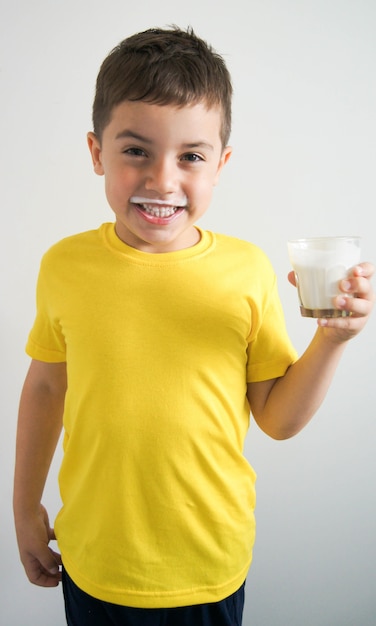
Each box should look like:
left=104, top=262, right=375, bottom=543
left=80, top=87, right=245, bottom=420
left=141, top=204, right=177, bottom=217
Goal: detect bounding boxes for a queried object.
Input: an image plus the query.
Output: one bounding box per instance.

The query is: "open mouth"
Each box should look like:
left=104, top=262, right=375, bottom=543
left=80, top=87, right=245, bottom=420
left=138, top=203, right=178, bottom=218
left=130, top=196, right=187, bottom=219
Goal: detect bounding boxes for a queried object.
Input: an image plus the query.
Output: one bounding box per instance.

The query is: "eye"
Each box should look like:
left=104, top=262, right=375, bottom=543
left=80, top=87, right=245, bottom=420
left=181, top=153, right=204, bottom=163
left=123, top=147, right=147, bottom=157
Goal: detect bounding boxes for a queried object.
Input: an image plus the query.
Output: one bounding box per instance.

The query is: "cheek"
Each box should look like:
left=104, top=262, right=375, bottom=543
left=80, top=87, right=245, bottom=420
left=104, top=167, right=131, bottom=194
left=190, top=180, right=215, bottom=212
left=104, top=175, right=127, bottom=208
left=192, top=170, right=218, bottom=194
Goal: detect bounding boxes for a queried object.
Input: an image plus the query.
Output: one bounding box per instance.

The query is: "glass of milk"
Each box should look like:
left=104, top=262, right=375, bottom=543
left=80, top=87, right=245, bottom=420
left=287, top=236, right=361, bottom=318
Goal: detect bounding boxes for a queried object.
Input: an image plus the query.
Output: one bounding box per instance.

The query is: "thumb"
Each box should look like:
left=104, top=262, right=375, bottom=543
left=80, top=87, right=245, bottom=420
left=288, top=270, right=297, bottom=287
left=39, top=546, right=61, bottom=575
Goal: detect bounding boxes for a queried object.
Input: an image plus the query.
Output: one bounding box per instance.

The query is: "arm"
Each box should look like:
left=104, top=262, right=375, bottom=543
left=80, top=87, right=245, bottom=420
left=13, top=359, right=67, bottom=587
left=247, top=263, right=374, bottom=440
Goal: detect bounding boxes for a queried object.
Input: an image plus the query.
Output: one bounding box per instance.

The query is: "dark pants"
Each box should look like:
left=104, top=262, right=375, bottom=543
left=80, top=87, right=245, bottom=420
left=62, top=569, right=245, bottom=626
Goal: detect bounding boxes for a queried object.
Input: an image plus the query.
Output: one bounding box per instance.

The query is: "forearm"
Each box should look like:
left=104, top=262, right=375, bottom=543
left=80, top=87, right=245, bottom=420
left=13, top=361, right=66, bottom=586
left=13, top=361, right=66, bottom=521
left=253, top=327, right=347, bottom=439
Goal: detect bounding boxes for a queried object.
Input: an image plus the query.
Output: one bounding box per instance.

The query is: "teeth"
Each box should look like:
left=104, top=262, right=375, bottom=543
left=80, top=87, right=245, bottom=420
left=131, top=196, right=186, bottom=206
left=142, top=204, right=177, bottom=218
left=131, top=196, right=187, bottom=218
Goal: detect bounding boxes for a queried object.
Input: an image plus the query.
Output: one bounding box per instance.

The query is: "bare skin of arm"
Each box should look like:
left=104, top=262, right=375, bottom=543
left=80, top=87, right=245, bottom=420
left=13, top=359, right=67, bottom=587
left=247, top=263, right=375, bottom=440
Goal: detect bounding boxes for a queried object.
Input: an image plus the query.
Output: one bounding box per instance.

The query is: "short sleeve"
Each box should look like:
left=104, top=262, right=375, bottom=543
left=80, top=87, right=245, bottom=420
left=246, top=276, right=298, bottom=382
left=25, top=255, right=67, bottom=363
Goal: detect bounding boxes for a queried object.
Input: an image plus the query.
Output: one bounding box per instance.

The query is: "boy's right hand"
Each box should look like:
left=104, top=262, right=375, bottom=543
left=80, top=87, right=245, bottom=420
left=15, top=503, right=62, bottom=587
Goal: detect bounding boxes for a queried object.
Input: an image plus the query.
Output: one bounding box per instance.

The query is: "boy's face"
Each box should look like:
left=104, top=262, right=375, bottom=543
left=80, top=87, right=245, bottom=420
left=88, top=100, right=232, bottom=253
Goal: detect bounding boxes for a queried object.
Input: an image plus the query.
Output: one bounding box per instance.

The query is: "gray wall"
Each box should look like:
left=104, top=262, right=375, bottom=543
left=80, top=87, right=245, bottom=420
left=1, top=1, right=375, bottom=624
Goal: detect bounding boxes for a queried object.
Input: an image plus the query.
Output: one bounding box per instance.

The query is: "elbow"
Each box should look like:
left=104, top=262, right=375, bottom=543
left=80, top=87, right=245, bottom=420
left=253, top=414, right=306, bottom=441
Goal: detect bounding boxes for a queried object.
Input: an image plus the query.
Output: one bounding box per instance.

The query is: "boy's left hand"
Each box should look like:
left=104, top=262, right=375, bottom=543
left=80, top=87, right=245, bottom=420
left=288, top=262, right=375, bottom=342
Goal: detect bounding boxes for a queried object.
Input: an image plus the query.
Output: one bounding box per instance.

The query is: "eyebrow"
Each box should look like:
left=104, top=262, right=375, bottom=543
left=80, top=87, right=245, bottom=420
left=115, top=129, right=214, bottom=151
left=182, top=141, right=214, bottom=152
left=115, top=130, right=152, bottom=143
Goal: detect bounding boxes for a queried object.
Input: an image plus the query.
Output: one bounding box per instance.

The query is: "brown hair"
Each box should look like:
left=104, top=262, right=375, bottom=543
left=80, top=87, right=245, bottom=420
left=92, top=26, right=232, bottom=147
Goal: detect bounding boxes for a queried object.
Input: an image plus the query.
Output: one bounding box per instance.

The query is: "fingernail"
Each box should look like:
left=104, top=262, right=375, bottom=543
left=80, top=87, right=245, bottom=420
left=337, top=297, right=347, bottom=307
left=342, top=281, right=351, bottom=292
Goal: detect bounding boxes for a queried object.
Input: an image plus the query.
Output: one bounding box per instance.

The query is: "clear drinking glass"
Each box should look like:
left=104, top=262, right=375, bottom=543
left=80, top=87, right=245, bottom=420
left=287, top=236, right=361, bottom=318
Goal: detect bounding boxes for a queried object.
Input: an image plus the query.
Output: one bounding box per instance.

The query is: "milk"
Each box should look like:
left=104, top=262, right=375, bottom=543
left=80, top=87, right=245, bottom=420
left=287, top=237, right=361, bottom=317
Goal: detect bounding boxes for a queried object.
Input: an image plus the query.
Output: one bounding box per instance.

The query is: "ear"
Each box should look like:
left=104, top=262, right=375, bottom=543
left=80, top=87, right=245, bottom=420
left=214, top=146, right=232, bottom=185
left=87, top=132, right=104, bottom=175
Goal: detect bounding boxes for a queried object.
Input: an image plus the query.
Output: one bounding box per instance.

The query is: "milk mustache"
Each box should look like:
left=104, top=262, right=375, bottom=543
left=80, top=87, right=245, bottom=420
left=288, top=237, right=361, bottom=318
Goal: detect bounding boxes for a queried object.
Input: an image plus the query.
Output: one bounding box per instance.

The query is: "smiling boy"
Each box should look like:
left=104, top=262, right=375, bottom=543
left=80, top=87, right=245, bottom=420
left=87, top=100, right=231, bottom=252
left=13, top=27, right=374, bottom=626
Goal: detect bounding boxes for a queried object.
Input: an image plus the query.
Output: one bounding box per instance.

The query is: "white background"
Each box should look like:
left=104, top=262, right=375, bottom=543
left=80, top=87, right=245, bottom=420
left=1, top=1, right=375, bottom=624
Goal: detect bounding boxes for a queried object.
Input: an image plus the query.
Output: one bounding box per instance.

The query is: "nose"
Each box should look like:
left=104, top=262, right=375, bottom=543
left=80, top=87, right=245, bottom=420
left=144, top=157, right=179, bottom=195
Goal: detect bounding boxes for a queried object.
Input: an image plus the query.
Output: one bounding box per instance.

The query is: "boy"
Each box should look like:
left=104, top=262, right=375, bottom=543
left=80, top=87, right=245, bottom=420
left=13, top=26, right=374, bottom=626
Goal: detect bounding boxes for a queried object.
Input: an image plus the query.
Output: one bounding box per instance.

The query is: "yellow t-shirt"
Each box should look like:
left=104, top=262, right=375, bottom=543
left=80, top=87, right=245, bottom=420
left=26, top=223, right=297, bottom=608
